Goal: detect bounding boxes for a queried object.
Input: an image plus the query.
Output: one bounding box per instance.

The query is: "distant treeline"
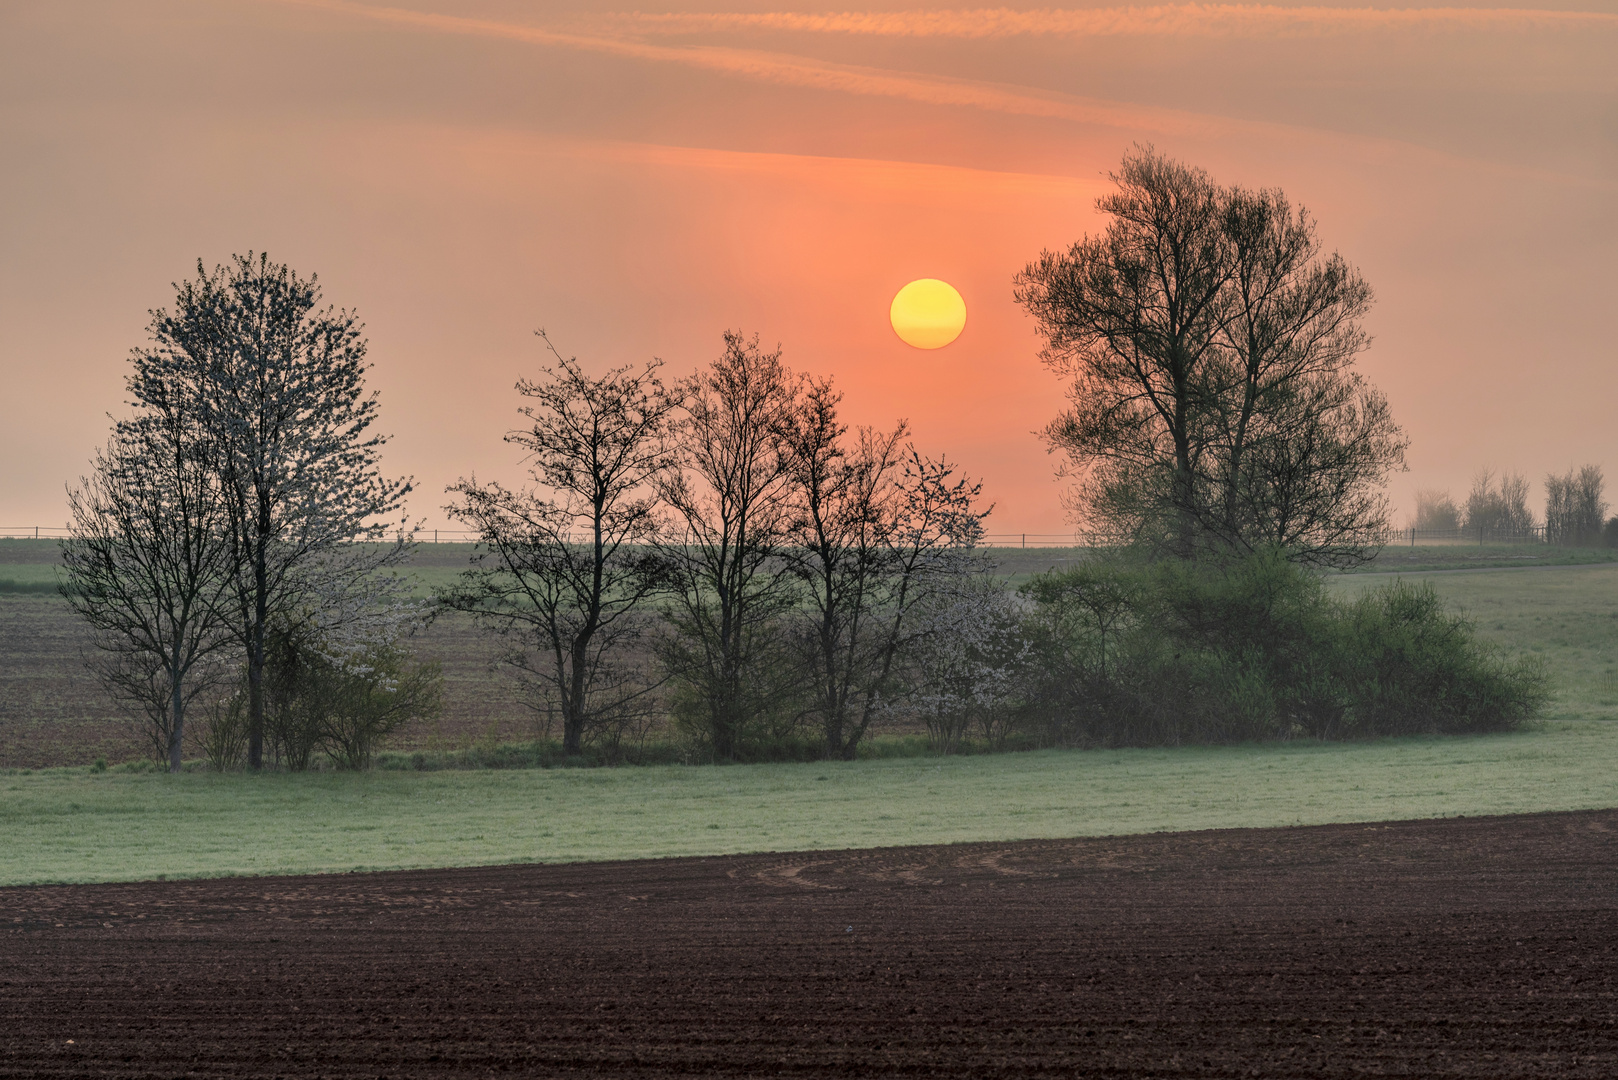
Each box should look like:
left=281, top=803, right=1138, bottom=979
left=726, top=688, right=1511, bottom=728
left=1412, top=466, right=1616, bottom=546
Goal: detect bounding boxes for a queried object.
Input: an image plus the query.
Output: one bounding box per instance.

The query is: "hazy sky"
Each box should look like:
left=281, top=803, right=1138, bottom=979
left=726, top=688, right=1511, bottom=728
left=3, top=0, right=1615, bottom=535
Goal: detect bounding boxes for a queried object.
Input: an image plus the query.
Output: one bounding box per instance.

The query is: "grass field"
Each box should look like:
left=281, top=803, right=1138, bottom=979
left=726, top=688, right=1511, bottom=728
left=3, top=543, right=1616, bottom=889
left=5, top=717, right=1618, bottom=886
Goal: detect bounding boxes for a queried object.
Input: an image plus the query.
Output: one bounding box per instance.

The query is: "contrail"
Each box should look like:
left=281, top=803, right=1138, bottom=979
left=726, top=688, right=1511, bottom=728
left=588, top=5, right=1618, bottom=39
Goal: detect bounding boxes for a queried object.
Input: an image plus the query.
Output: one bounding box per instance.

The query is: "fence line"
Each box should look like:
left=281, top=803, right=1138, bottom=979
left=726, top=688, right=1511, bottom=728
left=1397, top=525, right=1547, bottom=546
left=0, top=526, right=70, bottom=540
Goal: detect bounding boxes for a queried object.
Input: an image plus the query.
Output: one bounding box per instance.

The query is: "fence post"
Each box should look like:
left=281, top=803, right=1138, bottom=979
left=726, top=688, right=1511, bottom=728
left=1022, top=533, right=1026, bottom=549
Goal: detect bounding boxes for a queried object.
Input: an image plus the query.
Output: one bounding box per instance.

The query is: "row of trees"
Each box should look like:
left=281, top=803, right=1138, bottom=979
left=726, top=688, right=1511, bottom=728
left=65, top=257, right=996, bottom=767
left=63, top=254, right=436, bottom=772
left=1412, top=465, right=1613, bottom=545
left=444, top=331, right=988, bottom=761
left=69, top=149, right=1537, bottom=767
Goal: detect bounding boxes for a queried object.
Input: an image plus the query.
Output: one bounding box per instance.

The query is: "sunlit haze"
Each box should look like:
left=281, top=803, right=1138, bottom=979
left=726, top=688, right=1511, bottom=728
left=3, top=0, right=1614, bottom=534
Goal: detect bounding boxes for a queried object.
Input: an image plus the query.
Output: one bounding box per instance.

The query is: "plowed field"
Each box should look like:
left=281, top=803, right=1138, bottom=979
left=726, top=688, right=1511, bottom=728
left=3, top=810, right=1616, bottom=1078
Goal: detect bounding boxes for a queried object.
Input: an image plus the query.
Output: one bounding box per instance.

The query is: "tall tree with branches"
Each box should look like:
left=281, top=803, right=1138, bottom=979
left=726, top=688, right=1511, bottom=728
left=445, top=334, right=679, bottom=756
left=1015, top=147, right=1233, bottom=556
left=125, top=253, right=413, bottom=769
left=61, top=408, right=236, bottom=772
left=657, top=331, right=802, bottom=759
left=778, top=378, right=908, bottom=759
left=1016, top=147, right=1405, bottom=566
left=1205, top=185, right=1403, bottom=565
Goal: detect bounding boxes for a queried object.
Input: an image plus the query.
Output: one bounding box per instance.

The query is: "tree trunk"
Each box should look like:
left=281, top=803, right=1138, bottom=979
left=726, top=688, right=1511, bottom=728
left=247, top=639, right=264, bottom=770
left=564, top=639, right=588, bottom=756
left=247, top=508, right=270, bottom=770
left=168, top=667, right=185, bottom=774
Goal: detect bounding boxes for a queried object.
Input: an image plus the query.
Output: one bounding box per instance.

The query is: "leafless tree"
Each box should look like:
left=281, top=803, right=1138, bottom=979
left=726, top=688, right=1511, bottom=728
left=125, top=254, right=414, bottom=769
left=1463, top=469, right=1535, bottom=539
left=778, top=379, right=906, bottom=758
left=657, top=331, right=802, bottom=759
left=1545, top=465, right=1606, bottom=546
left=1014, top=146, right=1405, bottom=566
left=62, top=411, right=237, bottom=772
left=777, top=376, right=991, bottom=758
left=445, top=334, right=678, bottom=756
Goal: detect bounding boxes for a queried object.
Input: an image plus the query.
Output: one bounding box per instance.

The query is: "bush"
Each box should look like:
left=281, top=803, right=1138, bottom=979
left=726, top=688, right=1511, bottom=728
left=1021, top=548, right=1546, bottom=746
left=257, top=622, right=443, bottom=771
left=1334, top=581, right=1547, bottom=736
left=192, top=691, right=250, bottom=771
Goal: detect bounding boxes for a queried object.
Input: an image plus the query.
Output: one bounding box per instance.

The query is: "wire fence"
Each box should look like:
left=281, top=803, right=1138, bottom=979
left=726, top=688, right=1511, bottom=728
left=0, top=526, right=71, bottom=540
left=1394, top=526, right=1548, bottom=546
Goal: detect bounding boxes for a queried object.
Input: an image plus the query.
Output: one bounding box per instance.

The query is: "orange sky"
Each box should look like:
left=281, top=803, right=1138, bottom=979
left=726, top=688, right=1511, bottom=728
left=2, top=0, right=1615, bottom=535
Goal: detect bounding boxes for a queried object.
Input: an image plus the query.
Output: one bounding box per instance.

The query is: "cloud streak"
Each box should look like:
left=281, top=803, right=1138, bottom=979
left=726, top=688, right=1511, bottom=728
left=590, top=5, right=1618, bottom=40
left=573, top=140, right=1112, bottom=202
left=277, top=0, right=1261, bottom=136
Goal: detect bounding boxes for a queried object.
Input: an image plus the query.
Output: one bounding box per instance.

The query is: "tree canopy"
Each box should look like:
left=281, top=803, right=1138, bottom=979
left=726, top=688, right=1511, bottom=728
left=1015, top=147, right=1406, bottom=567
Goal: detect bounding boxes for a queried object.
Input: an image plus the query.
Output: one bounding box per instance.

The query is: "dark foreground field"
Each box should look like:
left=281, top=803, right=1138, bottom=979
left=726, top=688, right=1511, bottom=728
left=3, top=811, right=1616, bottom=1079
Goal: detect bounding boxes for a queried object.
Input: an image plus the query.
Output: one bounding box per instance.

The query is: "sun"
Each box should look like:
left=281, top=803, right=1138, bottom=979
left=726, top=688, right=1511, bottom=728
left=890, top=278, right=966, bottom=349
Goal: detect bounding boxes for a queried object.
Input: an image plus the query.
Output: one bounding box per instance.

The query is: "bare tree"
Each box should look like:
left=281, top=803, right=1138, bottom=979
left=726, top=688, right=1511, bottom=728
left=61, top=410, right=235, bottom=772
left=657, top=331, right=802, bottom=759
left=445, top=334, right=678, bottom=756
left=1463, top=469, right=1535, bottom=539
left=774, top=376, right=972, bottom=759
left=1545, top=465, right=1606, bottom=546
left=779, top=379, right=902, bottom=758
left=126, top=254, right=413, bottom=769
left=1015, top=146, right=1404, bottom=566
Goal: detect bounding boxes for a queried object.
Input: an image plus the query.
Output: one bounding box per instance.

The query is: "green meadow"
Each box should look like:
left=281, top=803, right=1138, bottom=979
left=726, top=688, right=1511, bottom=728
left=6, top=718, right=1618, bottom=887
left=1, top=558, right=1614, bottom=888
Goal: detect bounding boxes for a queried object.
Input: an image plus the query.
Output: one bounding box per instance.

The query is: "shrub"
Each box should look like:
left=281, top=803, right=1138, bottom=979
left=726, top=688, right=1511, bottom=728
left=1334, top=581, right=1547, bottom=736
left=1021, top=548, right=1546, bottom=746
left=192, top=691, right=250, bottom=771
left=255, top=621, right=443, bottom=770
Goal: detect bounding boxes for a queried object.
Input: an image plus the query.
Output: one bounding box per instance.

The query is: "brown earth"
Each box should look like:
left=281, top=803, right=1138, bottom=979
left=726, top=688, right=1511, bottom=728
left=0, top=595, right=533, bottom=769
left=3, top=810, right=1617, bottom=1078
left=0, top=541, right=536, bottom=767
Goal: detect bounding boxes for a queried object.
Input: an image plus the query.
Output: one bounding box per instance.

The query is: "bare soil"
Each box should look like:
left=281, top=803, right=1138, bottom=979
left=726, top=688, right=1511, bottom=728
left=0, top=594, right=532, bottom=769
left=3, top=809, right=1616, bottom=1077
